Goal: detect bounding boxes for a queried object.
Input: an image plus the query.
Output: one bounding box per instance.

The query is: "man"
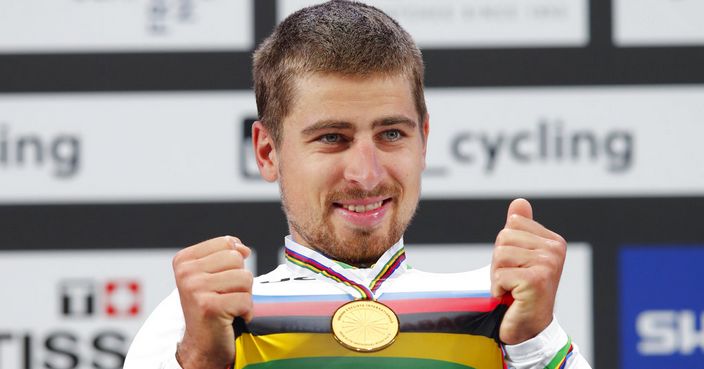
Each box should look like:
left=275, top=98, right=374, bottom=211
left=125, top=1, right=591, bottom=368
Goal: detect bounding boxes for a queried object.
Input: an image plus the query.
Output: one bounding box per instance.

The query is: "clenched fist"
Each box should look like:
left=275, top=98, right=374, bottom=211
left=173, top=236, right=254, bottom=369
left=491, top=199, right=567, bottom=345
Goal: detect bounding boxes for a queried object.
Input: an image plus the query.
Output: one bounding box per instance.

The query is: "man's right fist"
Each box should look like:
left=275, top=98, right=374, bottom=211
left=172, top=236, right=253, bottom=369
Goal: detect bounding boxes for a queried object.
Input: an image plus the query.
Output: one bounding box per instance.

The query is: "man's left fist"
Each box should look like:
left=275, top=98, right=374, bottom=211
left=491, top=198, right=567, bottom=345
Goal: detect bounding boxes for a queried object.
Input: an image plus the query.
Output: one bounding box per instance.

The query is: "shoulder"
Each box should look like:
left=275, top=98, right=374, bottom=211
left=124, top=289, right=183, bottom=368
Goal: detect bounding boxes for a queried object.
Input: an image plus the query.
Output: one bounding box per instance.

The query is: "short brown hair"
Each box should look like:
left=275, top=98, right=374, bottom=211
left=252, top=0, right=426, bottom=147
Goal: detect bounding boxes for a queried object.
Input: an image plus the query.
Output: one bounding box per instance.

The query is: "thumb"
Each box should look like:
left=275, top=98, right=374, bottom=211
left=506, top=198, right=533, bottom=224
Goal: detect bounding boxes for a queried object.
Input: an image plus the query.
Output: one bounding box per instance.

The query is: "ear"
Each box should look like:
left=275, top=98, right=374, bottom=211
left=252, top=121, right=279, bottom=182
left=421, top=112, right=430, bottom=169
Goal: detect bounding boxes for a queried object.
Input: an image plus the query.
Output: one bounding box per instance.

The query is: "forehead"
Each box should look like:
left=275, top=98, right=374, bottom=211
left=284, top=72, right=418, bottom=129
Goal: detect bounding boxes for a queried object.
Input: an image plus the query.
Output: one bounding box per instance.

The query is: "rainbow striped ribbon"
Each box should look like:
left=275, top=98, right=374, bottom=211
left=544, top=337, right=573, bottom=369
left=284, top=238, right=407, bottom=300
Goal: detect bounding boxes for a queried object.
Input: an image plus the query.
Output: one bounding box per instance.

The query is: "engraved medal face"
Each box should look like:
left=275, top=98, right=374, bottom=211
left=331, top=300, right=400, bottom=352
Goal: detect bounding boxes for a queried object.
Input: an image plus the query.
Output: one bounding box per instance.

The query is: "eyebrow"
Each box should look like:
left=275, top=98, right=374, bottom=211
left=300, top=116, right=418, bottom=136
left=372, top=116, right=418, bottom=130
left=301, top=120, right=354, bottom=136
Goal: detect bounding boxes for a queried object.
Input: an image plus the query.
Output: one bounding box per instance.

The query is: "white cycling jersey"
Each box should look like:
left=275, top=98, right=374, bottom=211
left=124, top=236, right=591, bottom=369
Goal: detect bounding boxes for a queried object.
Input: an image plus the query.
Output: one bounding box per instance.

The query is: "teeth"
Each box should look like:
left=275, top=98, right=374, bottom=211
left=344, top=201, right=383, bottom=213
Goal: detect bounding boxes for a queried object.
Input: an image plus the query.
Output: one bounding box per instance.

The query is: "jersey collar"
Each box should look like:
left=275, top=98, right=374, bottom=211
left=283, top=235, right=408, bottom=300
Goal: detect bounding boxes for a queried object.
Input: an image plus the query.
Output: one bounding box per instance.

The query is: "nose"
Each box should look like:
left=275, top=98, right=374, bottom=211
left=343, top=139, right=384, bottom=191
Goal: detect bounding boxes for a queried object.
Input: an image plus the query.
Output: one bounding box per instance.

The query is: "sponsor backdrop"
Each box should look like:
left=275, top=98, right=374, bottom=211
left=619, top=247, right=704, bottom=369
left=1, top=1, right=703, bottom=368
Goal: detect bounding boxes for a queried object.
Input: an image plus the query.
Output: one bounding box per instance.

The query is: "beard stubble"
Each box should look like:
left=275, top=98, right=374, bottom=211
left=281, top=180, right=416, bottom=267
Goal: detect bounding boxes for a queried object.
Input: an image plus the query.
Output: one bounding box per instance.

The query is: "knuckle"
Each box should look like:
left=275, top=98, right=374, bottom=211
left=180, top=272, right=205, bottom=293
left=242, top=270, right=254, bottom=287
left=529, top=268, right=549, bottom=288
left=240, top=296, right=254, bottom=316
left=173, top=263, right=190, bottom=282
left=553, top=235, right=567, bottom=250
left=533, top=250, right=563, bottom=276
left=243, top=296, right=254, bottom=313
left=229, top=250, right=244, bottom=266
left=547, top=253, right=562, bottom=270
left=495, top=229, right=511, bottom=245
left=550, top=239, right=567, bottom=258
left=191, top=274, right=206, bottom=290
left=172, top=250, right=187, bottom=268
left=492, top=245, right=507, bottom=264
left=197, top=295, right=219, bottom=316
left=177, top=274, right=193, bottom=291
left=229, top=294, right=253, bottom=318
left=535, top=249, right=551, bottom=263
left=222, top=235, right=241, bottom=246
left=196, top=298, right=211, bottom=315
left=492, top=269, right=503, bottom=283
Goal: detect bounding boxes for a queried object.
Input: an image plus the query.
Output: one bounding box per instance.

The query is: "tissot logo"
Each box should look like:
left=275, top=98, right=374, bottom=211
left=60, top=280, right=94, bottom=317
left=0, top=123, right=81, bottom=179
left=59, top=279, right=142, bottom=319
left=104, top=280, right=142, bottom=317
left=0, top=329, right=127, bottom=369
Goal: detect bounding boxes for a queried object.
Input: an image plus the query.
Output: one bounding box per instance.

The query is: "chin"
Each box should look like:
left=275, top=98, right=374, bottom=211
left=334, top=229, right=394, bottom=263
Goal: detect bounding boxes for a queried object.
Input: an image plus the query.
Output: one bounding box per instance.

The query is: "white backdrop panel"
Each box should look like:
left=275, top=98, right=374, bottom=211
left=422, top=85, right=704, bottom=198
left=279, top=0, right=588, bottom=48
left=614, top=0, right=704, bottom=46
left=1, top=86, right=703, bottom=203
left=0, top=0, right=253, bottom=53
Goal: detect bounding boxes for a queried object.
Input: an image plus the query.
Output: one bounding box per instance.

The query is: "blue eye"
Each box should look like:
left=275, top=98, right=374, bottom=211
left=382, top=130, right=402, bottom=141
left=320, top=133, right=341, bottom=143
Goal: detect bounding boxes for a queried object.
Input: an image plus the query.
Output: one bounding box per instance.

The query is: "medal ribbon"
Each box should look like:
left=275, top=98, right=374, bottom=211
left=284, top=237, right=407, bottom=300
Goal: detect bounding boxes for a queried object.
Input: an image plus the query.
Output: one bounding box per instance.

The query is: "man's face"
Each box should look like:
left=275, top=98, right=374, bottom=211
left=265, top=72, right=428, bottom=266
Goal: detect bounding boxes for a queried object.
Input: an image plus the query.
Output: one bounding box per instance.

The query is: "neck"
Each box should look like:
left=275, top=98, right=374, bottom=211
left=287, top=234, right=391, bottom=268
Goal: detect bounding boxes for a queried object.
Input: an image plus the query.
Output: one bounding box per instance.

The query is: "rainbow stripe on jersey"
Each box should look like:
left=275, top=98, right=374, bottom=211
left=232, top=238, right=514, bottom=368
left=234, top=290, right=510, bottom=369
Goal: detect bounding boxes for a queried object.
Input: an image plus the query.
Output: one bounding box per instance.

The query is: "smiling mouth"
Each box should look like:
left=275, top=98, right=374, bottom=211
left=334, top=198, right=391, bottom=213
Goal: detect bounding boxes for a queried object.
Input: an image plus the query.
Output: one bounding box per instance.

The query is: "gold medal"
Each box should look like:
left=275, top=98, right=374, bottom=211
left=331, top=300, right=399, bottom=352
